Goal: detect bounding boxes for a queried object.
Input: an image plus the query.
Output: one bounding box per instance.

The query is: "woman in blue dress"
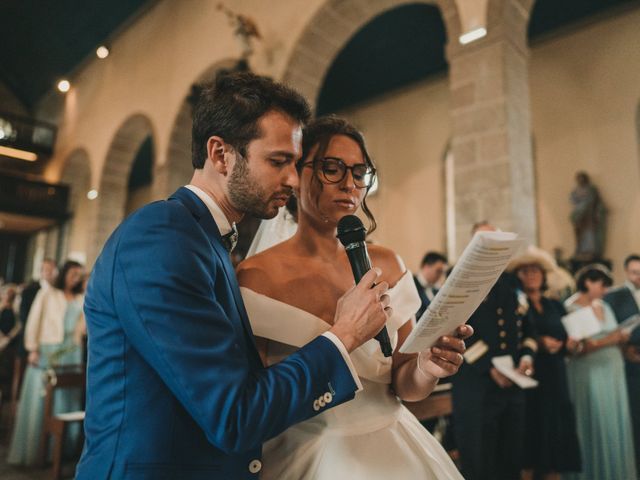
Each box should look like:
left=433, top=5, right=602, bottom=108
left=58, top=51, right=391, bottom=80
left=8, top=260, right=85, bottom=466
left=563, top=264, right=636, bottom=480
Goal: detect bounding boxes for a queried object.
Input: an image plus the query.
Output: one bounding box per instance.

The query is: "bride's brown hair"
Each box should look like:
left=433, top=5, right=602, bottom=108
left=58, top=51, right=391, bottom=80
left=289, top=116, right=377, bottom=234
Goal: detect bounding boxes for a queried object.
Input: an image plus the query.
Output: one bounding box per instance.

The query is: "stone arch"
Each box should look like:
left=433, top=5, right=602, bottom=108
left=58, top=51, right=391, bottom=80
left=281, top=0, right=461, bottom=110
left=91, top=113, right=155, bottom=264
left=154, top=58, right=240, bottom=200
left=60, top=148, right=93, bottom=264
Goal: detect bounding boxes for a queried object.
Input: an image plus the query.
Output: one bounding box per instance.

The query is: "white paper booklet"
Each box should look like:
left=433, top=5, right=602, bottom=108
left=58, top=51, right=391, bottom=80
left=400, top=231, right=522, bottom=353
left=618, top=314, right=640, bottom=335
left=561, top=307, right=602, bottom=340
left=491, top=355, right=539, bottom=389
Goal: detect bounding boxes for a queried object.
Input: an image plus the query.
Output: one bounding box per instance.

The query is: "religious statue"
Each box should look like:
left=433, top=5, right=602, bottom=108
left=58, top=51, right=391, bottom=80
left=217, top=3, right=262, bottom=64
left=569, top=171, right=607, bottom=261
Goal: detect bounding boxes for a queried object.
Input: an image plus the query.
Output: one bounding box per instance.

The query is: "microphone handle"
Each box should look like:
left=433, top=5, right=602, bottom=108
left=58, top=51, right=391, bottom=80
left=345, top=242, right=393, bottom=357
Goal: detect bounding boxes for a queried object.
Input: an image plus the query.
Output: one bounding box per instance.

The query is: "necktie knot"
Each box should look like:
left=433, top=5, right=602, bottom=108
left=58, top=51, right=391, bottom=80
left=221, top=223, right=238, bottom=253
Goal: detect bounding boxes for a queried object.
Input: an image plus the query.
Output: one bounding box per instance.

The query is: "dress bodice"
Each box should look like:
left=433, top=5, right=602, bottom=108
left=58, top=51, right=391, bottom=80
left=241, top=271, right=421, bottom=382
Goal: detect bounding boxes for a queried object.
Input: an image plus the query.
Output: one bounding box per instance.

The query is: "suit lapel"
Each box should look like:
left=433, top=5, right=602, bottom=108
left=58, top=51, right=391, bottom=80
left=169, top=188, right=261, bottom=363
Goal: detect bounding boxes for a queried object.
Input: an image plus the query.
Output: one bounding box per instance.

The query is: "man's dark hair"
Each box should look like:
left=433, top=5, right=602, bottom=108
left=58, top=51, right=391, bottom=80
left=191, top=72, right=311, bottom=169
left=624, top=254, right=640, bottom=269
left=420, top=251, right=448, bottom=268
left=53, top=260, right=84, bottom=294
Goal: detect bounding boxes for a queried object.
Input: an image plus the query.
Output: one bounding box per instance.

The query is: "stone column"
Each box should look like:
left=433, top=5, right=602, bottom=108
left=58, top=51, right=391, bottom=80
left=447, top=0, right=536, bottom=254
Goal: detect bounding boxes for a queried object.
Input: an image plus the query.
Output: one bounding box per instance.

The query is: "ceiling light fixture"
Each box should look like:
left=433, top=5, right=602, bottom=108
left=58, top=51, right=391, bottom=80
left=459, top=27, right=487, bottom=45
left=57, top=79, right=71, bottom=92
left=96, top=45, right=110, bottom=59
left=0, top=145, right=37, bottom=162
left=87, top=189, right=99, bottom=200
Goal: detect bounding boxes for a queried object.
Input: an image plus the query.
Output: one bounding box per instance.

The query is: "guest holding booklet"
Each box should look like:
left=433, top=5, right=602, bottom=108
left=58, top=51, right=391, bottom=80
left=507, top=246, right=581, bottom=480
left=563, top=264, right=636, bottom=480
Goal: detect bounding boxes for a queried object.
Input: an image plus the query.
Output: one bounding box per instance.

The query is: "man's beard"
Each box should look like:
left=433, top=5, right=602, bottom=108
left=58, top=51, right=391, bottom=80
left=228, top=159, right=289, bottom=219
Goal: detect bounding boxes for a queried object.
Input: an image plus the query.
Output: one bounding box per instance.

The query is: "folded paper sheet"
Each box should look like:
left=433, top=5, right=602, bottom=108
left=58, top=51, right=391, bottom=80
left=401, top=231, right=522, bottom=353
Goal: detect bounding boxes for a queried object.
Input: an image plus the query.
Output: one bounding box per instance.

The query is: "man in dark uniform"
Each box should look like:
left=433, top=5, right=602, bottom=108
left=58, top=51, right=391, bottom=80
left=451, top=222, right=537, bottom=480
left=604, top=253, right=640, bottom=472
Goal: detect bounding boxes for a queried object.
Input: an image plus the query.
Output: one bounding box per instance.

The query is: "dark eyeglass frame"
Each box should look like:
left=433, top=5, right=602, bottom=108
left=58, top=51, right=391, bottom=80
left=302, top=157, right=376, bottom=189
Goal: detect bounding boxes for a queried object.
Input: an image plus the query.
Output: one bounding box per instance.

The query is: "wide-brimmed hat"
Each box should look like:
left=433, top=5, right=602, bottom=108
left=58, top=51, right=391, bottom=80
left=507, top=245, right=557, bottom=273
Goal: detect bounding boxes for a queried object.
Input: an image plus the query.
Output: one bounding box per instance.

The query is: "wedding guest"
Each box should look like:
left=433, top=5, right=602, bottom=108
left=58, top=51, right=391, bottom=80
left=0, top=284, right=19, bottom=343
left=0, top=285, right=20, bottom=399
left=563, top=264, right=636, bottom=480
left=18, top=259, right=58, bottom=358
left=604, top=253, right=640, bottom=472
left=238, top=116, right=471, bottom=479
left=7, top=260, right=85, bottom=466
left=413, top=251, right=448, bottom=320
left=508, top=246, right=581, bottom=480
left=451, top=222, right=537, bottom=480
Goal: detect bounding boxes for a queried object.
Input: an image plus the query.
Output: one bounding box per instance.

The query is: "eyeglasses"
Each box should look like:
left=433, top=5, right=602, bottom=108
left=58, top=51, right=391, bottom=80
left=304, top=157, right=376, bottom=189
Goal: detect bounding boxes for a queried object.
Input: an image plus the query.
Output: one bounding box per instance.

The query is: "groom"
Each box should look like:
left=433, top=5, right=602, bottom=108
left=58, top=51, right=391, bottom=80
left=76, top=73, right=391, bottom=479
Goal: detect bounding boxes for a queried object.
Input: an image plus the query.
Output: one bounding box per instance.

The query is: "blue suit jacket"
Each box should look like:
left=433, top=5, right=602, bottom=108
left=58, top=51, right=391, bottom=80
left=76, top=187, right=358, bottom=479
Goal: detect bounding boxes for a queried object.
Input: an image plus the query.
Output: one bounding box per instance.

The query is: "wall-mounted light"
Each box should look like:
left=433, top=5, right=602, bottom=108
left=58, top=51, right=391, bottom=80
left=0, top=145, right=37, bottom=162
left=96, top=45, right=110, bottom=59
left=87, top=189, right=99, bottom=200
left=57, top=79, right=71, bottom=93
left=459, top=27, right=487, bottom=45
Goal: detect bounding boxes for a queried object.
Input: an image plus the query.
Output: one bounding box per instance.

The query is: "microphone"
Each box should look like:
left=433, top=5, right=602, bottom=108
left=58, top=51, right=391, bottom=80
left=336, top=215, right=393, bottom=357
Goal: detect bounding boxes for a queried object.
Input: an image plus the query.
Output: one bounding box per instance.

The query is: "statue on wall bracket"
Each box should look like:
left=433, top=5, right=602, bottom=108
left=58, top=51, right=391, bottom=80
left=569, top=171, right=610, bottom=272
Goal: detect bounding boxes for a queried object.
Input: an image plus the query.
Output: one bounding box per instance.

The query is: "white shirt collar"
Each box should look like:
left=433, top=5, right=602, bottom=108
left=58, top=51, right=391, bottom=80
left=184, top=185, right=233, bottom=236
left=416, top=271, right=435, bottom=289
left=626, top=280, right=639, bottom=293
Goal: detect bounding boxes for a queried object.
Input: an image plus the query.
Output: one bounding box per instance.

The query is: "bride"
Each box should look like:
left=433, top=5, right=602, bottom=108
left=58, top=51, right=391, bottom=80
left=237, top=116, right=470, bottom=479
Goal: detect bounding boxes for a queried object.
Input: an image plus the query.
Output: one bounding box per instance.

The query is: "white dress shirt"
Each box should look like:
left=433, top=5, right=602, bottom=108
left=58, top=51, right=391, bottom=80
left=184, top=184, right=362, bottom=390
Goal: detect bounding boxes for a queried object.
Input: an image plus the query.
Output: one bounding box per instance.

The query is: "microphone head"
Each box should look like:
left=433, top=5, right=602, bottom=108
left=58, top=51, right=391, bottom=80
left=337, top=215, right=366, bottom=246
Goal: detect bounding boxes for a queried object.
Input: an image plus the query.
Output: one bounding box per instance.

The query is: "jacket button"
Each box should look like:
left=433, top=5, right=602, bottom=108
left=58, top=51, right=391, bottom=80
left=313, top=399, right=320, bottom=411
left=318, top=396, right=326, bottom=408
left=498, top=319, right=505, bottom=326
left=500, top=342, right=507, bottom=350
left=324, top=392, right=333, bottom=404
left=499, top=331, right=506, bottom=338
left=248, top=459, right=262, bottom=474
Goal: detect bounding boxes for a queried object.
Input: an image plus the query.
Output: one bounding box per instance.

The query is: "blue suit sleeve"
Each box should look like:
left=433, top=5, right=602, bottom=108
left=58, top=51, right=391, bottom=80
left=112, top=208, right=357, bottom=454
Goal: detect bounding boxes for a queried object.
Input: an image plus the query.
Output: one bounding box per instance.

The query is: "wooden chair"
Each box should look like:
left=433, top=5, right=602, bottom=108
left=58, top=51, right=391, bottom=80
left=403, top=384, right=453, bottom=422
left=38, top=365, right=85, bottom=480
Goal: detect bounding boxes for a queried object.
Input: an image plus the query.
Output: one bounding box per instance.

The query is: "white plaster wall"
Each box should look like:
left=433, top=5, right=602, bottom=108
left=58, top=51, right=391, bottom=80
left=530, top=8, right=640, bottom=280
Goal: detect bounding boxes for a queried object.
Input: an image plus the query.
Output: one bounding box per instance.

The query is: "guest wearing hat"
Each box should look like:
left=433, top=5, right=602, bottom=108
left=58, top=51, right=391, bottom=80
left=563, top=264, right=637, bottom=480
left=508, top=247, right=581, bottom=480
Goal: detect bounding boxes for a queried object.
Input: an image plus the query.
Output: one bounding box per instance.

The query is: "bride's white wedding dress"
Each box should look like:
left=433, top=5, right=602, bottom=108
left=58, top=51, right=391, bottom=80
left=241, top=270, right=463, bottom=480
